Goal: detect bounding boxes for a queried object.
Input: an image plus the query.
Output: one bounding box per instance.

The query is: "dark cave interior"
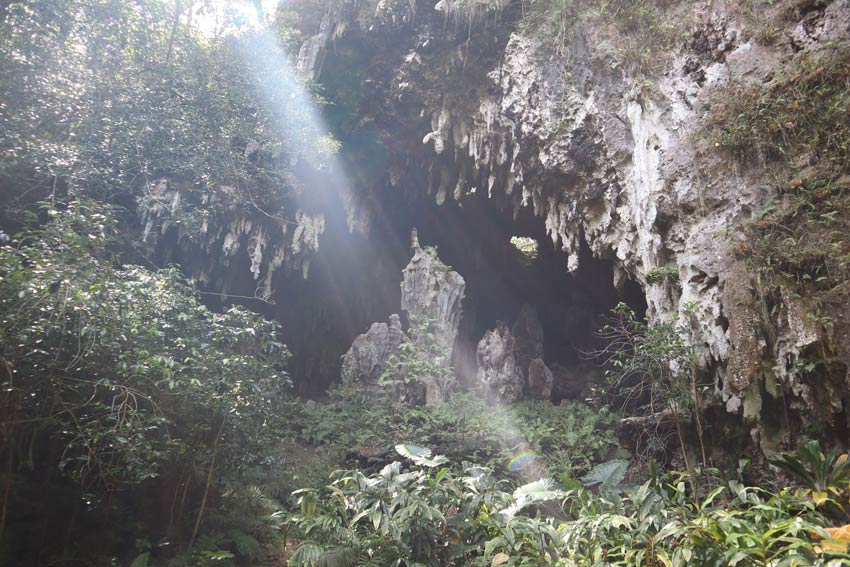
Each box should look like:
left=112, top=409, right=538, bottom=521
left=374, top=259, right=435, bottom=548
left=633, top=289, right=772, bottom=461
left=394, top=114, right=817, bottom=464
left=164, top=20, right=650, bottom=400
left=272, top=179, right=647, bottom=398
left=264, top=21, right=649, bottom=398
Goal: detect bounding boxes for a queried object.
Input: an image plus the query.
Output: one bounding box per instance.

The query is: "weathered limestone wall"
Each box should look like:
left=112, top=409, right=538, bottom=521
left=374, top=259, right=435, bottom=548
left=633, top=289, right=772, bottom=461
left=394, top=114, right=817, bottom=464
left=294, top=0, right=850, bottom=458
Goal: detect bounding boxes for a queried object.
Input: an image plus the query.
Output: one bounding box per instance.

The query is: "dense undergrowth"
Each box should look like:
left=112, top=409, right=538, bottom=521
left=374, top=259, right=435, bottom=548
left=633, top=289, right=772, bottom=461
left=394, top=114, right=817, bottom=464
left=286, top=388, right=623, bottom=483
left=0, top=1, right=330, bottom=565
left=287, top=444, right=850, bottom=567
left=0, top=203, right=293, bottom=566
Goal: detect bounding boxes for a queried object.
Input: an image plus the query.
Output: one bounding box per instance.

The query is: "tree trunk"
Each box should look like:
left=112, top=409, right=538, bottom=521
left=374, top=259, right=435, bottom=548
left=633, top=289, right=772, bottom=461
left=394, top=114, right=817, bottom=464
left=187, top=415, right=226, bottom=552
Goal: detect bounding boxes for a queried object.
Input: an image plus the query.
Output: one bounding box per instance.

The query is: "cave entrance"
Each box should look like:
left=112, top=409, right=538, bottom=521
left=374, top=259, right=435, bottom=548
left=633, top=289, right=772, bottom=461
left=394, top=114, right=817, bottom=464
left=273, top=177, right=647, bottom=400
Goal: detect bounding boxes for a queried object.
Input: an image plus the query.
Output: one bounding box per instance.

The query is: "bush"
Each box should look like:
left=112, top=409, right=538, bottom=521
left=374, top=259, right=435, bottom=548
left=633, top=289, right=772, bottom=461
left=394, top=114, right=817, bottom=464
left=595, top=303, right=710, bottom=473
left=519, top=0, right=683, bottom=75
left=0, top=202, right=290, bottom=564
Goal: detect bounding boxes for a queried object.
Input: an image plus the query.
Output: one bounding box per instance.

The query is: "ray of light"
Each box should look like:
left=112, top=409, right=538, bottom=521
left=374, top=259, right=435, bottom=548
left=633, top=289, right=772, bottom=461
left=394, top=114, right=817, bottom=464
left=228, top=4, right=557, bottom=483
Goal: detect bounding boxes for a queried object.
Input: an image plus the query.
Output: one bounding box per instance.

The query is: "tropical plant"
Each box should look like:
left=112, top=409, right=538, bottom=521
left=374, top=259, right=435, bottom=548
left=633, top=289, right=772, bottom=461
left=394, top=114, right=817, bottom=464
left=771, top=440, right=850, bottom=511
left=288, top=449, right=850, bottom=566
left=289, top=390, right=621, bottom=487
left=595, top=302, right=709, bottom=478
left=289, top=446, right=513, bottom=567
left=0, top=0, right=339, bottom=303
left=582, top=459, right=630, bottom=494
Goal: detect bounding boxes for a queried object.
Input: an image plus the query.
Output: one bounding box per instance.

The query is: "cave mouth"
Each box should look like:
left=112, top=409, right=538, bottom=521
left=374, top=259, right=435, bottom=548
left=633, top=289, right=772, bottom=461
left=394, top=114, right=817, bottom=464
left=274, top=178, right=647, bottom=399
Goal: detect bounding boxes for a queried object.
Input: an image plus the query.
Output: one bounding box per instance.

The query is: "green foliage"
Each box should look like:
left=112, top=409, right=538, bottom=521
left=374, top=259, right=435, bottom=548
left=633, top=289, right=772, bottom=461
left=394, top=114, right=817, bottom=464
left=557, top=472, right=849, bottom=566
left=519, top=0, right=682, bottom=75
left=771, top=440, right=850, bottom=510
left=596, top=303, right=709, bottom=473
left=290, top=391, right=621, bottom=485
left=0, top=202, right=290, bottom=564
left=597, top=304, right=698, bottom=415
left=433, top=0, right=508, bottom=29
left=519, top=0, right=582, bottom=47
left=0, top=1, right=332, bottom=561
left=712, top=46, right=850, bottom=295
left=644, top=265, right=679, bottom=286
left=394, top=444, right=449, bottom=468
left=506, top=399, right=623, bottom=478
left=501, top=477, right=566, bottom=517
left=582, top=458, right=629, bottom=494
left=289, top=451, right=850, bottom=566
left=0, top=0, right=336, bottom=237
left=288, top=448, right=513, bottom=566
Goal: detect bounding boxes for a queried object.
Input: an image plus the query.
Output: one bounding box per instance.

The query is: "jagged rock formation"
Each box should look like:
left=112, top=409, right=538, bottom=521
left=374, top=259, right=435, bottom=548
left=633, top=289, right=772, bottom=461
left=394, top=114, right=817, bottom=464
left=138, top=178, right=324, bottom=300
left=341, top=233, right=465, bottom=405
left=477, top=322, right=524, bottom=403
left=401, top=235, right=466, bottom=367
left=477, top=306, right=554, bottom=402
left=340, top=314, right=403, bottom=390
left=400, top=235, right=466, bottom=405
left=289, top=0, right=850, bottom=460
left=526, top=358, right=553, bottom=401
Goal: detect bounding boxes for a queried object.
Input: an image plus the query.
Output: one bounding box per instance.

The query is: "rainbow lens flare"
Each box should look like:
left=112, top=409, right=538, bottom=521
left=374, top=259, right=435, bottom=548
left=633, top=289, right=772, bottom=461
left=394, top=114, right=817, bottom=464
left=507, top=450, right=538, bottom=473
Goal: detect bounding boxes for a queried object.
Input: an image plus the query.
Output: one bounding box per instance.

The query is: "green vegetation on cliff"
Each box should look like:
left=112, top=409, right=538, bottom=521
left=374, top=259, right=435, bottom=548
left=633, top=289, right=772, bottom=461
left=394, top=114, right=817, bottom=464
left=716, top=45, right=850, bottom=296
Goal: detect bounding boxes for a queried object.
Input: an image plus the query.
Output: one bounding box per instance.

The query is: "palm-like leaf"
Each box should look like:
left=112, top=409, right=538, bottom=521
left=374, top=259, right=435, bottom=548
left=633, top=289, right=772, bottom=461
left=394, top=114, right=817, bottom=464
left=395, top=444, right=449, bottom=468
left=582, top=459, right=629, bottom=493
left=500, top=478, right=565, bottom=517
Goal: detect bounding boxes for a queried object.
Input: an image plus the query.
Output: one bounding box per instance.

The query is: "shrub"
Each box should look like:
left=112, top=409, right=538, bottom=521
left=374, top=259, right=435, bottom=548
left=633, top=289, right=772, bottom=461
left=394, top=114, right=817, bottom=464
left=0, top=202, right=290, bottom=564
left=519, top=0, right=683, bottom=75
left=771, top=440, right=850, bottom=515
left=595, top=303, right=710, bottom=477
left=290, top=391, right=621, bottom=485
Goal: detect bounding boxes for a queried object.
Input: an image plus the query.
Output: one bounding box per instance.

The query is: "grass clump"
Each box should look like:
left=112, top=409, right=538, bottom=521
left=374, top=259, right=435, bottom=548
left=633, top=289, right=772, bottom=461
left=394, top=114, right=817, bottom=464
left=645, top=265, right=679, bottom=285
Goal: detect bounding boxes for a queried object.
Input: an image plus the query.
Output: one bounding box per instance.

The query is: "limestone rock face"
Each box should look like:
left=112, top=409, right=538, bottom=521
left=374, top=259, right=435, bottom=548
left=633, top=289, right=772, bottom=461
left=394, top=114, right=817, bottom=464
left=476, top=323, right=524, bottom=403
left=341, top=237, right=465, bottom=406
left=400, top=240, right=465, bottom=406
left=400, top=239, right=466, bottom=406
left=527, top=358, right=553, bottom=400
left=138, top=181, right=325, bottom=299
left=296, top=0, right=850, bottom=456
left=512, top=304, right=544, bottom=374
left=401, top=239, right=466, bottom=371
left=340, top=314, right=403, bottom=389
left=477, top=305, right=556, bottom=402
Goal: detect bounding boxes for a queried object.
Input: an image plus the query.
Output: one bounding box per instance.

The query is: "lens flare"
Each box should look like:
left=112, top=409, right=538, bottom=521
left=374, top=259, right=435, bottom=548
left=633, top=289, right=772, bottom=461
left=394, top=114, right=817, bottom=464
left=507, top=450, right=539, bottom=473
